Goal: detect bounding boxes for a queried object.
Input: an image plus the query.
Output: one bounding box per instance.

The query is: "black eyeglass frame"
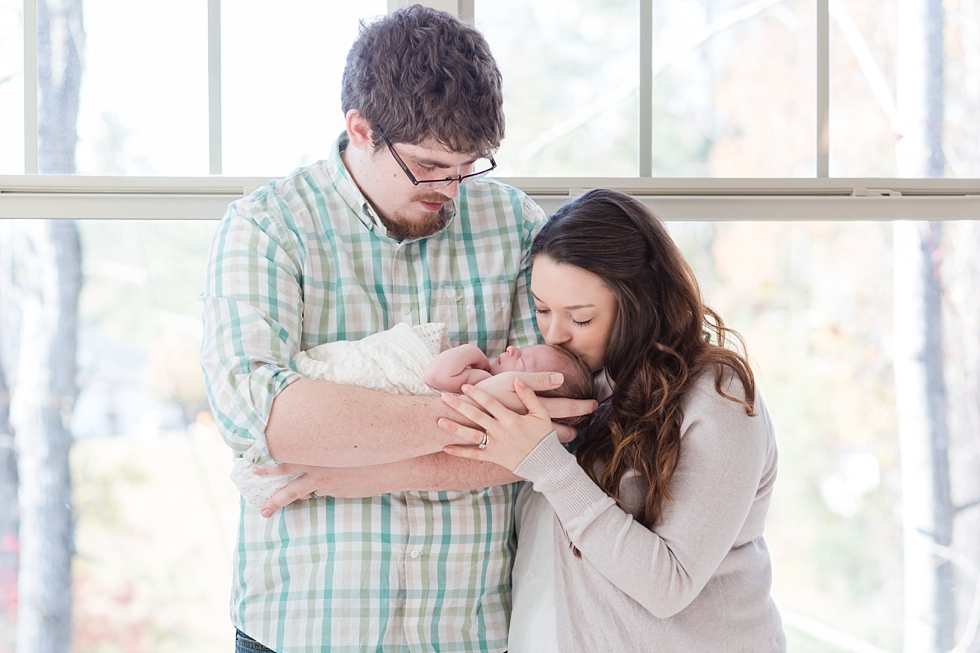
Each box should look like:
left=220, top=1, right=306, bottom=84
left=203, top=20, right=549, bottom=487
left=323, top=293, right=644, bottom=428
left=374, top=126, right=497, bottom=188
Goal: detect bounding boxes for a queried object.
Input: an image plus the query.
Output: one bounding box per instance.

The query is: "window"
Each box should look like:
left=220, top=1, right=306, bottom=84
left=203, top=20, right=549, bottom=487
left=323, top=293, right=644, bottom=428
left=1, top=1, right=979, bottom=651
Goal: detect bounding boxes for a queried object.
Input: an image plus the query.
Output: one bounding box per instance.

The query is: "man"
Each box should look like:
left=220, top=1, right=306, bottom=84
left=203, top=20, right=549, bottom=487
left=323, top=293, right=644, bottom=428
left=200, top=6, right=592, bottom=652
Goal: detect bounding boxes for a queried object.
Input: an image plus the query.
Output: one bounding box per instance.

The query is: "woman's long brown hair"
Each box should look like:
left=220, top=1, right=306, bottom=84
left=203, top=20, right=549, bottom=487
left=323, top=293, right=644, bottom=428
left=531, top=189, right=757, bottom=530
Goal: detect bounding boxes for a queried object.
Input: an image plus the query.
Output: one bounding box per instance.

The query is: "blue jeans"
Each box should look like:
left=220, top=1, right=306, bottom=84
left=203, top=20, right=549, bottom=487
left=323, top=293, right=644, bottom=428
left=235, top=629, right=276, bottom=653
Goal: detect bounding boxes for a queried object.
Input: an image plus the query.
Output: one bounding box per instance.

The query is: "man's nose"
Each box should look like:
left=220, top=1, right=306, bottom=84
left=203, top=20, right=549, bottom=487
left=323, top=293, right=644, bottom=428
left=440, top=178, right=461, bottom=199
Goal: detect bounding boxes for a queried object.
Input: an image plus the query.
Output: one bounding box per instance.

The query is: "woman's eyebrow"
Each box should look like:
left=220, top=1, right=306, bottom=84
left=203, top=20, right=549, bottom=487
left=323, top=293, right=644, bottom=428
left=531, top=291, right=595, bottom=310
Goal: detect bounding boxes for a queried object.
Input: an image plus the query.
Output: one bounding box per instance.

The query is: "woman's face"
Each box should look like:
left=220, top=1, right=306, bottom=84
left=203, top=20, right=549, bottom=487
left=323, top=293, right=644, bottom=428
left=530, top=256, right=618, bottom=372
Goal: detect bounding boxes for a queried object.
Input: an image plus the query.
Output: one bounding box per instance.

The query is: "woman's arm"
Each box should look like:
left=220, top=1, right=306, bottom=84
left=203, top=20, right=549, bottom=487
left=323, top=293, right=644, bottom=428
left=442, top=377, right=776, bottom=618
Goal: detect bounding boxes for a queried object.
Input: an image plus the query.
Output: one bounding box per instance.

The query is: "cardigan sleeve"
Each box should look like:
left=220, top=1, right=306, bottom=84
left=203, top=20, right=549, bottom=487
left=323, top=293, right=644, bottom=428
left=514, top=372, right=775, bottom=618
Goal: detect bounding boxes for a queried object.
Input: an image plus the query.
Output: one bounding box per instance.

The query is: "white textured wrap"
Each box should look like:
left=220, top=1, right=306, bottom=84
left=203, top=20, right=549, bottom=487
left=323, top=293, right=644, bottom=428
left=230, top=323, right=451, bottom=508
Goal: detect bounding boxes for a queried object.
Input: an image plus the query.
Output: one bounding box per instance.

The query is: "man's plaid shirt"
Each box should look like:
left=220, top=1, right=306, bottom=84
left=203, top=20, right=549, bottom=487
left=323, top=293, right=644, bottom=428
left=200, top=133, right=546, bottom=652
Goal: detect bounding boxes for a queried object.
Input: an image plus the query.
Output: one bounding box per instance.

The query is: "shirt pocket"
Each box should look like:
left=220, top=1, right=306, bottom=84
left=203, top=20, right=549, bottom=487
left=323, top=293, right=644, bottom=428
left=429, top=279, right=514, bottom=354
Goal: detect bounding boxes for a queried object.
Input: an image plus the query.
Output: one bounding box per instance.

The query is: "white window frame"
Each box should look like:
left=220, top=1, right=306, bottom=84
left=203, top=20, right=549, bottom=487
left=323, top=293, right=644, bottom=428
left=2, top=0, right=979, bottom=222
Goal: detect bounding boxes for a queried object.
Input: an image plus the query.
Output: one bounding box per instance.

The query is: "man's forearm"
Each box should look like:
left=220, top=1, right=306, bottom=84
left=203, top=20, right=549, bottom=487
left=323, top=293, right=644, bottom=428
left=403, top=452, right=521, bottom=491
left=265, top=378, right=475, bottom=467
left=326, top=453, right=520, bottom=496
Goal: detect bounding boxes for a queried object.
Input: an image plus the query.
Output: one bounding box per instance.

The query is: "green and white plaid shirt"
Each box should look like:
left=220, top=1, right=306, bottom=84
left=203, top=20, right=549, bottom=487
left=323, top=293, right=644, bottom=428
left=200, top=133, right=546, bottom=653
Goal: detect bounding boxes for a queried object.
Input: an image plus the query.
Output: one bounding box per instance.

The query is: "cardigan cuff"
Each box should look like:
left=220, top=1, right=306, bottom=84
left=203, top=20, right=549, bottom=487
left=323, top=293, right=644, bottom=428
left=514, top=432, right=615, bottom=528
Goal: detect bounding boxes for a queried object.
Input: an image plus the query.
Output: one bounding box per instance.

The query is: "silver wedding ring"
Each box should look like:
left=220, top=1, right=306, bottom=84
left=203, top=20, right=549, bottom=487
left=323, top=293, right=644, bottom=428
left=309, top=491, right=322, bottom=499
left=478, top=432, right=489, bottom=449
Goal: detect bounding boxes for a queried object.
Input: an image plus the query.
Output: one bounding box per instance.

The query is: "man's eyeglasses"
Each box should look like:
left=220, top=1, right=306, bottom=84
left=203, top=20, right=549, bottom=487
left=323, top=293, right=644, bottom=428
left=375, top=126, right=496, bottom=189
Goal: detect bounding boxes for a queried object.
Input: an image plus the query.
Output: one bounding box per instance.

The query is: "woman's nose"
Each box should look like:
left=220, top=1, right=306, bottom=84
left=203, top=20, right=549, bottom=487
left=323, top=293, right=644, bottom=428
left=543, top=320, right=568, bottom=345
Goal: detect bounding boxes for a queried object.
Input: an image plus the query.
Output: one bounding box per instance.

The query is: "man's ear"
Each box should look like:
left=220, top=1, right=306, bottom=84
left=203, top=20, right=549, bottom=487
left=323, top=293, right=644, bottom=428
left=345, top=110, right=374, bottom=152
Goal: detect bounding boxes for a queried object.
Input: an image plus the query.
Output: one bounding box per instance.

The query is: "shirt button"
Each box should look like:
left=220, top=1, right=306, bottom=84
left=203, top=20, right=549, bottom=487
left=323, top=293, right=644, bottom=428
left=401, top=306, right=411, bottom=315
left=410, top=549, right=420, bottom=558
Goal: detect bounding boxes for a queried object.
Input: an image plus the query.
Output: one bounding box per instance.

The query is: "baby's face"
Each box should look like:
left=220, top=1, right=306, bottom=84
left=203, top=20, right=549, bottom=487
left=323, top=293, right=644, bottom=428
left=489, top=344, right=565, bottom=375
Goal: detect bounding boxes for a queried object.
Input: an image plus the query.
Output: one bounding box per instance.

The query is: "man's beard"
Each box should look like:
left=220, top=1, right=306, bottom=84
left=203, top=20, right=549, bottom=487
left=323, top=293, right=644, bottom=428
left=381, top=191, right=453, bottom=241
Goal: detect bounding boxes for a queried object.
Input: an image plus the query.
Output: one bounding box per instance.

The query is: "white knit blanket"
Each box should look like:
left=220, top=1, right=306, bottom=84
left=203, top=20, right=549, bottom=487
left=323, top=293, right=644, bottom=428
left=231, top=323, right=450, bottom=507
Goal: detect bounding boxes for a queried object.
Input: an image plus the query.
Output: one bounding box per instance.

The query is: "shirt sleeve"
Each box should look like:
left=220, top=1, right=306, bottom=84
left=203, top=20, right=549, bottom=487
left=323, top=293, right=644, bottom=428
left=199, top=191, right=307, bottom=466
left=508, top=193, right=548, bottom=348
left=513, top=373, right=775, bottom=618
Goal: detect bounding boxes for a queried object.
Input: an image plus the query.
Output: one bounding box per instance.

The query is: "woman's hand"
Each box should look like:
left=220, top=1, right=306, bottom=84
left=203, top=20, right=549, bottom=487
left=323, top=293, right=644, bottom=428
left=440, top=377, right=556, bottom=472
left=471, top=371, right=596, bottom=443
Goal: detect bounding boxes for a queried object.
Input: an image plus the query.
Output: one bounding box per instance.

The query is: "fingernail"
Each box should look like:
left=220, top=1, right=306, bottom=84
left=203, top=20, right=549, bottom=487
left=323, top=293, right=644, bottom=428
left=252, top=466, right=264, bottom=475
left=437, top=418, right=450, bottom=429
left=515, top=378, right=526, bottom=389
left=550, top=373, right=563, bottom=384
left=461, top=384, right=473, bottom=392
left=261, top=508, right=272, bottom=518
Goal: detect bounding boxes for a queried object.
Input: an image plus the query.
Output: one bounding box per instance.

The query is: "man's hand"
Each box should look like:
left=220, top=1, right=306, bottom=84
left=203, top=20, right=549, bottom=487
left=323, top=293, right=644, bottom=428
left=537, top=395, right=597, bottom=443
left=253, top=462, right=406, bottom=517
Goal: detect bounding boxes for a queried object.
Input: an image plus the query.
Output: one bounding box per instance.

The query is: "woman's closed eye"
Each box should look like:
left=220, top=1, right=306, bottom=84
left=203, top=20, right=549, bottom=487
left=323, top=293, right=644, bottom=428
left=536, top=307, right=592, bottom=327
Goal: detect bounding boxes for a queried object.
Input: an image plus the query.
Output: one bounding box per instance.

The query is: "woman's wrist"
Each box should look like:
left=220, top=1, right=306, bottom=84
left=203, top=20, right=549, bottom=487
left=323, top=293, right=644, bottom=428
left=514, top=433, right=616, bottom=527
left=513, top=430, right=564, bottom=481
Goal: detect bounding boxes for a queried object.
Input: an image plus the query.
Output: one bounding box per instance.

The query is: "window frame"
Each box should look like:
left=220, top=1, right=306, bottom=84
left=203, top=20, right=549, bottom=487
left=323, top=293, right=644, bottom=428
left=1, top=174, right=978, bottom=221
left=3, top=0, right=979, bottom=222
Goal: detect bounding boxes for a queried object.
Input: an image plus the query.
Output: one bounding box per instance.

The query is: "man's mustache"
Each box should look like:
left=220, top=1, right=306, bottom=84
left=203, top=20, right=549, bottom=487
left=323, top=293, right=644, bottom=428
left=412, top=192, right=453, bottom=204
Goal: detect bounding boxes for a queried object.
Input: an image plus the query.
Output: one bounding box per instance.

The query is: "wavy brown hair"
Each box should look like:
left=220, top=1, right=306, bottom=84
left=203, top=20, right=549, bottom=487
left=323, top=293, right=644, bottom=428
left=531, top=189, right=757, bottom=530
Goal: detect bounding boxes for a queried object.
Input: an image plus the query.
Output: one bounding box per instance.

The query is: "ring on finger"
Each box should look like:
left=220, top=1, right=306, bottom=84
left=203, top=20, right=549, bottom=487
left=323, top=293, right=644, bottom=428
left=478, top=432, right=489, bottom=449
left=309, top=491, right=322, bottom=499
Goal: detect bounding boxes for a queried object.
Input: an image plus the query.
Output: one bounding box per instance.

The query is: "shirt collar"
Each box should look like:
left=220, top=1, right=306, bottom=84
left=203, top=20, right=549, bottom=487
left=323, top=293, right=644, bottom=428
left=325, top=131, right=378, bottom=233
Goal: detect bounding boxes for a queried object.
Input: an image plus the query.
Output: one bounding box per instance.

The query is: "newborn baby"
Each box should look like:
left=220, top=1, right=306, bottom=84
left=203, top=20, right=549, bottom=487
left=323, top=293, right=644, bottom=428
left=230, top=323, right=592, bottom=507
left=425, top=342, right=593, bottom=399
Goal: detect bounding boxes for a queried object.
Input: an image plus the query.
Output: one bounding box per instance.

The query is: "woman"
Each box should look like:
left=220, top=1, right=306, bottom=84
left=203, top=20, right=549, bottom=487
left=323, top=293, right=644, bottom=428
left=440, top=189, right=786, bottom=652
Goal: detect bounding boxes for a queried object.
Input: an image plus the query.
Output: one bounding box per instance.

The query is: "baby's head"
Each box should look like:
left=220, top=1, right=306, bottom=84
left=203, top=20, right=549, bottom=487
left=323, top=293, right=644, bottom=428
left=491, top=344, right=594, bottom=401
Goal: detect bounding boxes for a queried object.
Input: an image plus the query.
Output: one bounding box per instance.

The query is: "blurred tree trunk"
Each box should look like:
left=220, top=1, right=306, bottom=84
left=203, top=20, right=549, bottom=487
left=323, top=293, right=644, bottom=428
left=0, top=362, right=16, bottom=644
left=894, top=222, right=955, bottom=653
left=944, top=221, right=980, bottom=653
left=894, top=0, right=953, bottom=647
left=8, top=224, right=81, bottom=653
left=3, top=1, right=85, bottom=652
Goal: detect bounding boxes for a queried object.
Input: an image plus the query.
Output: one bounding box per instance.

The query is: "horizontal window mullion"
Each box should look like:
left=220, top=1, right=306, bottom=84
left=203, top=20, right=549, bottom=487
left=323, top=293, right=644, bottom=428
left=533, top=195, right=980, bottom=221
left=2, top=186, right=978, bottom=223
left=0, top=193, right=237, bottom=221
left=2, top=176, right=979, bottom=197
left=499, top=177, right=980, bottom=197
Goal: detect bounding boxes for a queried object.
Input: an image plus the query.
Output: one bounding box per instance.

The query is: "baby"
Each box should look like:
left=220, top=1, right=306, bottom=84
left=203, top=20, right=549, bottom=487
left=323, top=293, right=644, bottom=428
left=231, top=324, right=593, bottom=507
left=425, top=342, right=593, bottom=402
